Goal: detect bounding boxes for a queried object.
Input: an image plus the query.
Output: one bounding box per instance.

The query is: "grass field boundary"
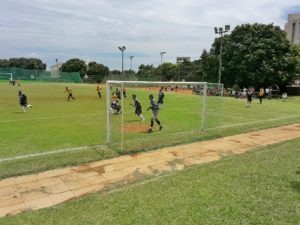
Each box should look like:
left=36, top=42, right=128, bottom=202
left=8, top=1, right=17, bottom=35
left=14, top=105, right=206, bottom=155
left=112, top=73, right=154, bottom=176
left=0, top=145, right=106, bottom=163
left=1, top=114, right=299, bottom=163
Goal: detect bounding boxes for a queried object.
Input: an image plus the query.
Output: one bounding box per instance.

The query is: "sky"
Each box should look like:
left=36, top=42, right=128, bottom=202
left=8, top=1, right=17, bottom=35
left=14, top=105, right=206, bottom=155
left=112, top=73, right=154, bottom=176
left=0, top=0, right=299, bottom=70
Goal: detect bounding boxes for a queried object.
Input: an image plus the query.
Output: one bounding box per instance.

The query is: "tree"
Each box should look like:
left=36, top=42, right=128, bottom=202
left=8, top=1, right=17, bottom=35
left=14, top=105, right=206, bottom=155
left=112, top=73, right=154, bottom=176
left=0, top=58, right=46, bottom=70
left=201, top=23, right=298, bottom=89
left=137, top=64, right=155, bottom=77
left=60, top=58, right=87, bottom=78
left=155, top=63, right=177, bottom=81
left=86, top=61, right=109, bottom=82
left=177, top=59, right=202, bottom=81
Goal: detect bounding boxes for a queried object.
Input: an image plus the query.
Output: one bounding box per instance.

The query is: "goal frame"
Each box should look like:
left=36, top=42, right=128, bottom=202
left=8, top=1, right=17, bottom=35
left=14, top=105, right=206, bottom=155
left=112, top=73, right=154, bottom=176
left=0, top=73, right=13, bottom=80
left=106, top=80, right=210, bottom=146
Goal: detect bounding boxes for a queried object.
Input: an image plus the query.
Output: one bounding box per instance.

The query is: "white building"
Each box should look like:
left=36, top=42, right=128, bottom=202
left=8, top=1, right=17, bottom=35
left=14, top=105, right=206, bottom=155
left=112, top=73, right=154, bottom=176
left=285, top=14, right=300, bottom=45
left=50, top=63, right=62, bottom=73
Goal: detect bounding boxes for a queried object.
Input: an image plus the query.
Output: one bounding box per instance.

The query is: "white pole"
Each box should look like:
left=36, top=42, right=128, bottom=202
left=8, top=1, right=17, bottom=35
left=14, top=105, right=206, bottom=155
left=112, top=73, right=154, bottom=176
left=106, top=81, right=111, bottom=144
left=121, top=82, right=124, bottom=153
left=201, top=83, right=207, bottom=131
left=218, top=83, right=224, bottom=128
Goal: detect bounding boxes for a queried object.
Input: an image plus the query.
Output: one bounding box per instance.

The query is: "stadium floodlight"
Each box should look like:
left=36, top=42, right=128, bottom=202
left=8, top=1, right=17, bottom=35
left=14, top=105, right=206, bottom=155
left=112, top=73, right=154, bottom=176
left=214, top=27, right=218, bottom=34
left=118, top=46, right=126, bottom=74
left=214, top=25, right=231, bottom=85
left=160, top=52, right=166, bottom=81
left=225, top=25, right=230, bottom=31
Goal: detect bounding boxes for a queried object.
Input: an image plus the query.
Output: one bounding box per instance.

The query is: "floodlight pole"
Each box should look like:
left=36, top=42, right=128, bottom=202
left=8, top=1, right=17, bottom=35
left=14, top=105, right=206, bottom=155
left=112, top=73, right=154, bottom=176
left=118, top=46, right=126, bottom=75
left=129, top=56, right=134, bottom=73
left=35, top=63, right=38, bottom=80
left=214, top=25, right=230, bottom=85
left=160, top=51, right=166, bottom=81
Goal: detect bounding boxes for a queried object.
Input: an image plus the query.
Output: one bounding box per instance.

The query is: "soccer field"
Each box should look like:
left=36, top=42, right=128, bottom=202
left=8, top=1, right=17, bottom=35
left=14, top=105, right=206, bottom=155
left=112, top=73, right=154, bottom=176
left=1, top=82, right=300, bottom=178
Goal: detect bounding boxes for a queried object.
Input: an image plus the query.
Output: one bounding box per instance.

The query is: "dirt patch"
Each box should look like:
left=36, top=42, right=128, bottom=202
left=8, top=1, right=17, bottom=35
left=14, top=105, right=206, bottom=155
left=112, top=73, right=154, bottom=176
left=137, top=87, right=193, bottom=95
left=72, top=164, right=107, bottom=175
left=121, top=124, right=149, bottom=133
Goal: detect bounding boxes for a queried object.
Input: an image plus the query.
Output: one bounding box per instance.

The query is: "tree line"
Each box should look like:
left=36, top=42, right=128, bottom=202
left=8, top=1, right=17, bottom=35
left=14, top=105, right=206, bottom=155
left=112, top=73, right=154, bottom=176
left=0, top=23, right=299, bottom=89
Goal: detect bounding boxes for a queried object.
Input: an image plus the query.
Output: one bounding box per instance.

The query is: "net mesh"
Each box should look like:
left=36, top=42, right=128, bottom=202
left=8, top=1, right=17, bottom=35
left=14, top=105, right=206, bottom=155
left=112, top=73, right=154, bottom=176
left=0, top=67, right=82, bottom=83
left=107, top=81, right=223, bottom=153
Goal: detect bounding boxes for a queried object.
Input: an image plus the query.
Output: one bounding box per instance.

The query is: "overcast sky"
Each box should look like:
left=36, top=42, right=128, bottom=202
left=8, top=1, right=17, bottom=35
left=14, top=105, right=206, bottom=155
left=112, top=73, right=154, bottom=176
left=0, top=0, right=299, bottom=70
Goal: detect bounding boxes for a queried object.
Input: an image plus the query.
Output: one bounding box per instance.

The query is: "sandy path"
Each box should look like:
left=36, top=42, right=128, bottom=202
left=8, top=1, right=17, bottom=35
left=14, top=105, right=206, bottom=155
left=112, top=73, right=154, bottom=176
left=1, top=123, right=300, bottom=218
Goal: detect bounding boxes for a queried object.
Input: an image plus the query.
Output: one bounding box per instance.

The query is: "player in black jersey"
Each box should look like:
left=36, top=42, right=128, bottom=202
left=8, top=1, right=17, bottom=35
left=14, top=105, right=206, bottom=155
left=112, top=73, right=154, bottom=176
left=157, top=87, right=165, bottom=107
left=18, top=90, right=32, bottom=112
left=130, top=94, right=144, bottom=121
left=146, top=94, right=162, bottom=133
left=246, top=89, right=253, bottom=107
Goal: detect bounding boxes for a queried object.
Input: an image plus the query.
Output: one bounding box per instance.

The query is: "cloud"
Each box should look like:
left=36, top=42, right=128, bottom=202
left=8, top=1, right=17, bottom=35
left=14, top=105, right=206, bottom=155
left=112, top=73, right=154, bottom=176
left=0, top=0, right=299, bottom=70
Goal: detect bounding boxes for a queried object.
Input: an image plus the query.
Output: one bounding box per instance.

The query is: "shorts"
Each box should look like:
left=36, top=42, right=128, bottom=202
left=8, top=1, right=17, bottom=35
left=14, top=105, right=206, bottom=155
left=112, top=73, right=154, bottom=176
left=135, top=108, right=142, bottom=115
left=152, top=110, right=159, bottom=118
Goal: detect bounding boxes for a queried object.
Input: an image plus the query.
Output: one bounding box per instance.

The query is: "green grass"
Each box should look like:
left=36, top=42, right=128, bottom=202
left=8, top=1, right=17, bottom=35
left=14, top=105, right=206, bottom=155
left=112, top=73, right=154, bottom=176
left=1, top=138, right=299, bottom=224
left=1, top=82, right=300, bottom=178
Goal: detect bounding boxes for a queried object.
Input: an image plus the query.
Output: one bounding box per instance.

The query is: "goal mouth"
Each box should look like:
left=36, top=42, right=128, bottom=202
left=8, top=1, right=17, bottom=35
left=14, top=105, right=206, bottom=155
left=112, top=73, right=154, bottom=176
left=106, top=80, right=223, bottom=153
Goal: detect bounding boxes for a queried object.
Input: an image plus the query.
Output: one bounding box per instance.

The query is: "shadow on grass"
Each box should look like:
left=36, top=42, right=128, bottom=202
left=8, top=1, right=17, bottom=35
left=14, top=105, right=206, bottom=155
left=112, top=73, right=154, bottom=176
left=290, top=181, right=300, bottom=192
left=290, top=168, right=300, bottom=192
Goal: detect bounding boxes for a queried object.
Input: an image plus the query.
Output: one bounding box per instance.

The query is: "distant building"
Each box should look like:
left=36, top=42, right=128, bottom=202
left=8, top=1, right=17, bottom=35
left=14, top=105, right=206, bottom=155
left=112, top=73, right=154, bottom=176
left=285, top=14, right=300, bottom=45
left=50, top=63, right=62, bottom=73
left=176, top=57, right=191, bottom=64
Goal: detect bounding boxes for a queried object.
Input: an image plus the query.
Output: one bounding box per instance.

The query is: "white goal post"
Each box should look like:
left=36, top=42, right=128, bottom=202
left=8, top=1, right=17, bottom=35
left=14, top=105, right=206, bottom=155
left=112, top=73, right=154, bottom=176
left=105, top=80, right=223, bottom=153
left=0, top=73, right=13, bottom=80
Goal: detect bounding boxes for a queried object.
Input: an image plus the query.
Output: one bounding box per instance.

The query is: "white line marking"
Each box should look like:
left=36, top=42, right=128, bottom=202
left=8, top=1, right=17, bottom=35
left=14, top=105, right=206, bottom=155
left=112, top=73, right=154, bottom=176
left=0, top=145, right=106, bottom=162
left=218, top=114, right=300, bottom=129
left=0, top=113, right=101, bottom=123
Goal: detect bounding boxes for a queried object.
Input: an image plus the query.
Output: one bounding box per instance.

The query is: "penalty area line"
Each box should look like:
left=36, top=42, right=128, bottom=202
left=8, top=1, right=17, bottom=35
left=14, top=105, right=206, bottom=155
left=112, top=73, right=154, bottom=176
left=0, top=145, right=106, bottom=163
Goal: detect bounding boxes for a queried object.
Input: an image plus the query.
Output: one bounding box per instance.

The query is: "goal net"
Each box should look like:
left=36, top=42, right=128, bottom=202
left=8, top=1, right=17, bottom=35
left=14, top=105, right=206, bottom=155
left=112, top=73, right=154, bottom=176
left=106, top=80, right=223, bottom=153
left=0, top=73, right=13, bottom=80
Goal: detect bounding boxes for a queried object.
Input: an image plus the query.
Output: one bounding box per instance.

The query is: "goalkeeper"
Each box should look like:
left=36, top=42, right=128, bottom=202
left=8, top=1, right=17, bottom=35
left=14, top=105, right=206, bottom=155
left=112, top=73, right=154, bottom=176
left=147, top=94, right=162, bottom=133
left=130, top=94, right=144, bottom=121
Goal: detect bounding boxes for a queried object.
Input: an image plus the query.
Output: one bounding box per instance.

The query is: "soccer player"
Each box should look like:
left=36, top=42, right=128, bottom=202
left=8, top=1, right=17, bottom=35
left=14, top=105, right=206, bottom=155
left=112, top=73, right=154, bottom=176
left=258, top=87, right=264, bottom=104
left=123, top=87, right=127, bottom=99
left=16, top=80, right=21, bottom=87
left=18, top=90, right=32, bottom=112
left=110, top=92, right=121, bottom=114
left=246, top=89, right=253, bottom=107
left=115, top=88, right=121, bottom=99
left=146, top=94, right=162, bottom=133
left=96, top=84, right=102, bottom=99
left=65, top=86, right=75, bottom=101
left=130, top=94, right=144, bottom=121
left=157, top=87, right=165, bottom=107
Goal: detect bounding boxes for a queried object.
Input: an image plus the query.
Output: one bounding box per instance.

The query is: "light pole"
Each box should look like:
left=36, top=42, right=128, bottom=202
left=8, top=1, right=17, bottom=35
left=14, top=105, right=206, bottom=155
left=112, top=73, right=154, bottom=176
left=214, top=25, right=230, bottom=84
left=35, top=63, right=38, bottom=80
left=55, top=58, right=59, bottom=76
left=160, top=51, right=166, bottom=81
left=129, top=56, right=134, bottom=73
left=118, top=46, right=126, bottom=74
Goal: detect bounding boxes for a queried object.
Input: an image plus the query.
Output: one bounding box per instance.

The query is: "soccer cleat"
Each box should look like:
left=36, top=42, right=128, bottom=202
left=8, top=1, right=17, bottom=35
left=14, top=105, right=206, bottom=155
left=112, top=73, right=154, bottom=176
left=147, top=128, right=153, bottom=133
left=159, top=125, right=163, bottom=131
